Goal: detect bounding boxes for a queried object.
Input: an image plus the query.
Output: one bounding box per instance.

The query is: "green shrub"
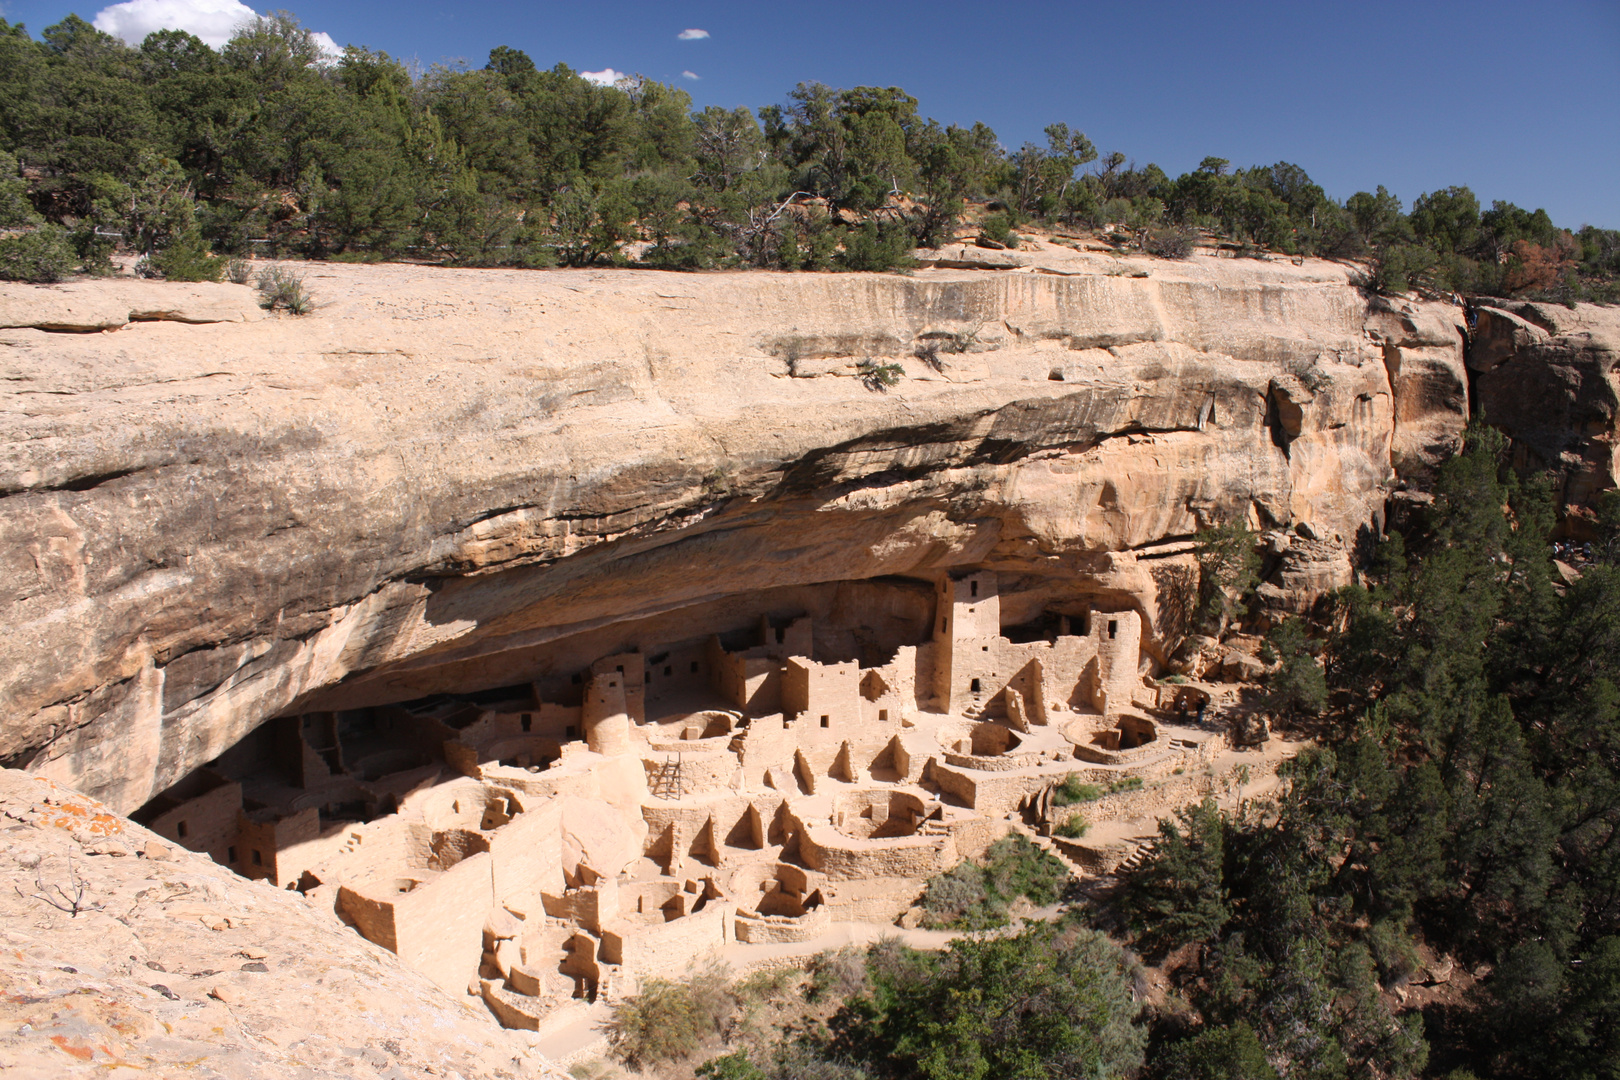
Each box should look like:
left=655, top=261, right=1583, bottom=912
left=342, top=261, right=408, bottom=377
left=607, top=977, right=708, bottom=1067
left=979, top=211, right=1019, bottom=247
left=148, top=231, right=224, bottom=282
left=856, top=359, right=903, bottom=391
left=1119, top=797, right=1229, bottom=954
left=696, top=1050, right=767, bottom=1079
left=1055, top=814, right=1088, bottom=839
left=0, top=226, right=75, bottom=283
left=734, top=965, right=796, bottom=1005
left=1263, top=618, right=1326, bottom=717
left=1152, top=1021, right=1278, bottom=1080
left=607, top=963, right=733, bottom=1069
left=806, top=946, right=865, bottom=1003
left=921, top=834, right=1069, bottom=929
left=72, top=224, right=117, bottom=276
left=920, top=861, right=989, bottom=929
left=1053, top=775, right=1104, bottom=806
left=1053, top=774, right=1142, bottom=808
left=256, top=266, right=314, bottom=314
left=826, top=929, right=1145, bottom=1079
left=837, top=220, right=914, bottom=272
left=1367, top=918, right=1422, bottom=988
left=225, top=257, right=253, bottom=284
left=1144, top=226, right=1197, bottom=259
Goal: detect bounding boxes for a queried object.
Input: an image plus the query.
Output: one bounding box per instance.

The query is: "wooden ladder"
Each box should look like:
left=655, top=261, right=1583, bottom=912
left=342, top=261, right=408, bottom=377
left=652, top=753, right=684, bottom=800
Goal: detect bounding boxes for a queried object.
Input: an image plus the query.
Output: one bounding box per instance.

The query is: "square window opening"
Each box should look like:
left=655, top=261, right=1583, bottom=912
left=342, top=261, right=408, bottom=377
left=521, top=713, right=532, bottom=732
left=820, top=715, right=830, bottom=728
left=251, top=850, right=262, bottom=866
left=177, top=821, right=188, bottom=839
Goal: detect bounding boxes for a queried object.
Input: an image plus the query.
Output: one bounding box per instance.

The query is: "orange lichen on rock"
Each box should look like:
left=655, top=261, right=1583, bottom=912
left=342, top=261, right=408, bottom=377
left=35, top=796, right=124, bottom=835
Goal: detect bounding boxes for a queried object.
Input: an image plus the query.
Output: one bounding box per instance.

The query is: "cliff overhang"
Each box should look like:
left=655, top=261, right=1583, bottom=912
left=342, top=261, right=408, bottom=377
left=0, top=250, right=1472, bottom=812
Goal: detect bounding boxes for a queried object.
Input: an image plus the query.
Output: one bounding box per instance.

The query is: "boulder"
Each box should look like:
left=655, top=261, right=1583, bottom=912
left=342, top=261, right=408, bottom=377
left=1220, top=651, right=1268, bottom=683
left=0, top=287, right=129, bottom=331
left=558, top=795, right=645, bottom=880
left=1230, top=713, right=1270, bottom=746
left=0, top=280, right=263, bottom=332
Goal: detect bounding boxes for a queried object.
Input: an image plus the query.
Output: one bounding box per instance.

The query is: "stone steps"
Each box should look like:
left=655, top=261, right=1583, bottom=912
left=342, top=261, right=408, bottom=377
left=1007, top=820, right=1089, bottom=882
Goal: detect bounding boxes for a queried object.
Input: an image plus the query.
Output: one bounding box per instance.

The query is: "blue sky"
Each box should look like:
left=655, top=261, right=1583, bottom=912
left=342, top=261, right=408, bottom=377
left=5, top=0, right=1618, bottom=228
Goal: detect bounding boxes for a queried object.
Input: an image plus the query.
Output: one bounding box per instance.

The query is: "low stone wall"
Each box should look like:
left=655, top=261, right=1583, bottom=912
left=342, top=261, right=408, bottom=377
left=645, top=733, right=734, bottom=754
left=641, top=752, right=739, bottom=795
left=798, top=824, right=956, bottom=881
left=940, top=813, right=1013, bottom=861
left=929, top=760, right=1057, bottom=815
left=1047, top=753, right=1282, bottom=834
left=734, top=906, right=832, bottom=943
left=942, top=751, right=1044, bottom=773
left=819, top=876, right=928, bottom=925
left=1072, top=740, right=1162, bottom=766
left=1052, top=834, right=1133, bottom=873
left=602, top=901, right=731, bottom=979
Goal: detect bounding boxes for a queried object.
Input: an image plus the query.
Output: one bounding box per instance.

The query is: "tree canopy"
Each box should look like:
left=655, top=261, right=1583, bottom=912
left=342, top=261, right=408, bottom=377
left=0, top=10, right=1613, bottom=297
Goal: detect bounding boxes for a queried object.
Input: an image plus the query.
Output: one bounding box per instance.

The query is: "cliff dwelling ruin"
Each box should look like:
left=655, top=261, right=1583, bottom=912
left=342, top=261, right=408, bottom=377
left=22, top=249, right=1597, bottom=1068
left=130, top=568, right=1245, bottom=1030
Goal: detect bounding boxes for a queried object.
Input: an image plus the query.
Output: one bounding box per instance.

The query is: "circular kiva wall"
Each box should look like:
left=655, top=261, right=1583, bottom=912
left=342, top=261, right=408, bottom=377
left=647, top=710, right=738, bottom=747
left=943, top=722, right=1042, bottom=772
left=798, top=791, right=957, bottom=881
left=419, top=782, right=525, bottom=832
left=831, top=790, right=929, bottom=840
left=1069, top=714, right=1160, bottom=764
left=482, top=737, right=562, bottom=771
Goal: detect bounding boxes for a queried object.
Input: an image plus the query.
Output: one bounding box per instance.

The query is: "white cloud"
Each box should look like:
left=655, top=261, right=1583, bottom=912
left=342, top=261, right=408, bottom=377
left=677, top=28, right=709, bottom=40
left=92, top=0, right=342, bottom=56
left=581, top=67, right=626, bottom=86
left=93, top=0, right=255, bottom=48
left=310, top=30, right=341, bottom=58
left=681, top=70, right=699, bottom=80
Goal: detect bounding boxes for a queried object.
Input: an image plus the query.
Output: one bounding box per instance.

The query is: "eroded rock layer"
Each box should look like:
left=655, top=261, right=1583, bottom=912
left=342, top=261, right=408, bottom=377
left=1469, top=299, right=1620, bottom=524
left=1, top=252, right=1468, bottom=812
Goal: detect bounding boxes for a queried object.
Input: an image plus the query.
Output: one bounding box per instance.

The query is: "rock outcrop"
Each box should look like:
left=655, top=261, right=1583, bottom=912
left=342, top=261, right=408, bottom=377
left=0, top=768, right=557, bottom=1079
left=0, top=250, right=1468, bottom=813
left=1469, top=299, right=1620, bottom=525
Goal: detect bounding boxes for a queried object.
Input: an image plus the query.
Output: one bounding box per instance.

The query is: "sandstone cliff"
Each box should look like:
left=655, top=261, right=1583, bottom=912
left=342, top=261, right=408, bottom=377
left=1469, top=299, right=1620, bottom=525
left=0, top=248, right=1468, bottom=812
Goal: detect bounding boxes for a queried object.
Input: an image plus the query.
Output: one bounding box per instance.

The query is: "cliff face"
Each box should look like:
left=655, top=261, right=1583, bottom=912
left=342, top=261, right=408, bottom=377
left=0, top=250, right=1468, bottom=813
left=1469, top=299, right=1620, bottom=525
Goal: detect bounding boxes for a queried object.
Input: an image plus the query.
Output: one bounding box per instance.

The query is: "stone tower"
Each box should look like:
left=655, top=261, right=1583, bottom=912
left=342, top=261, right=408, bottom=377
left=931, top=570, right=1001, bottom=714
